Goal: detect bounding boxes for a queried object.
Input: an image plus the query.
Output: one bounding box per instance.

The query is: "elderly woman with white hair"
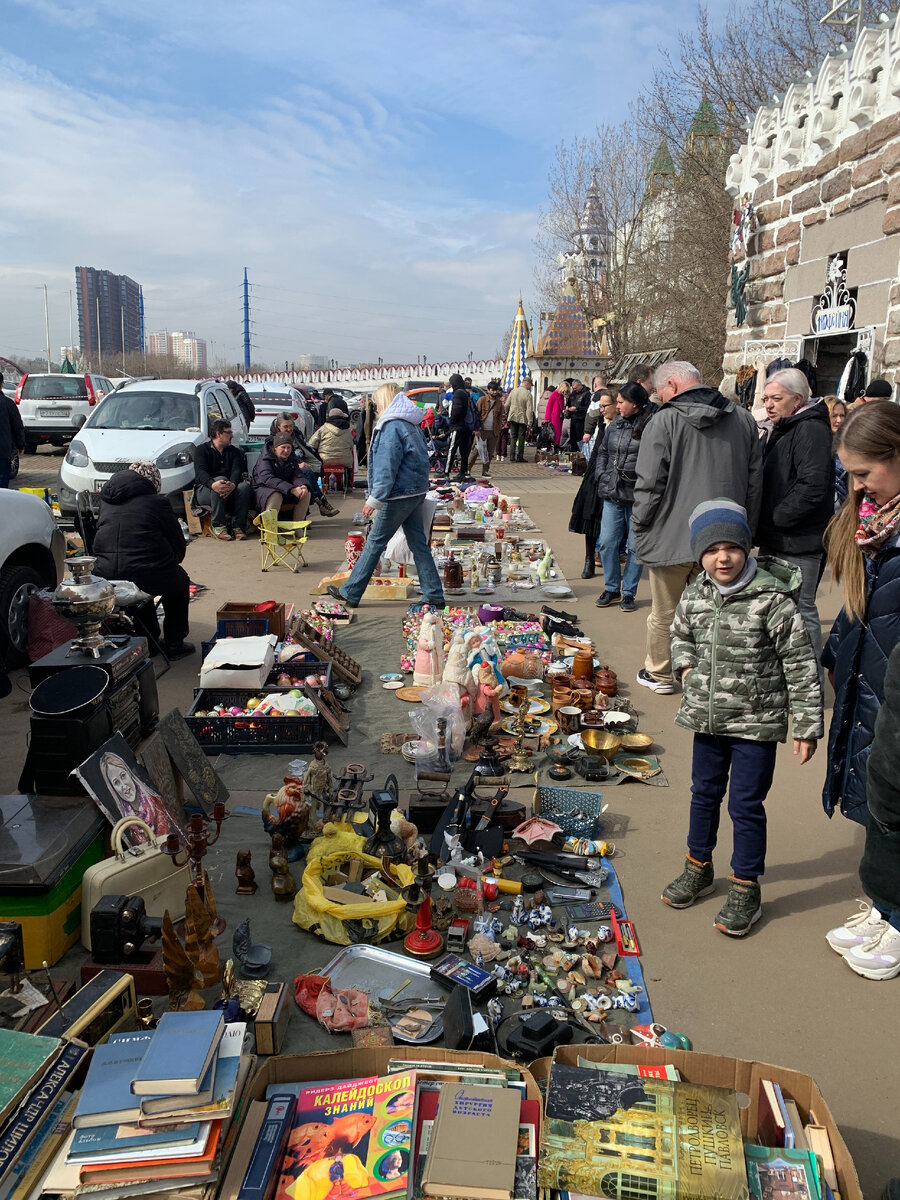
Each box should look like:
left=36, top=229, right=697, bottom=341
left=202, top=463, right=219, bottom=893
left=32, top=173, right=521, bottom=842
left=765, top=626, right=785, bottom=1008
left=758, top=367, right=834, bottom=658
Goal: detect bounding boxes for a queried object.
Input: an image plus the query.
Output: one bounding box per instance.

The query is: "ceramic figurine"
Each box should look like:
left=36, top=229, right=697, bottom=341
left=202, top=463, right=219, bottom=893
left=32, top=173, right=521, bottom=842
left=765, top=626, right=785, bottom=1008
left=232, top=918, right=272, bottom=979
left=473, top=663, right=502, bottom=728
left=413, top=610, right=445, bottom=687
left=443, top=630, right=475, bottom=700
left=536, top=550, right=552, bottom=582
left=262, top=776, right=311, bottom=862
left=510, top=895, right=528, bottom=926
left=269, top=834, right=297, bottom=901
left=302, top=743, right=334, bottom=809
left=235, top=850, right=258, bottom=895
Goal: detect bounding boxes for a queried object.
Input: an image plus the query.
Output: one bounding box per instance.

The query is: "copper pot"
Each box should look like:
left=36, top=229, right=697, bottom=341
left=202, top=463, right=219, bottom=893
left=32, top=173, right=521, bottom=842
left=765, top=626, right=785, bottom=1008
left=443, top=553, right=463, bottom=590
left=595, top=668, right=618, bottom=697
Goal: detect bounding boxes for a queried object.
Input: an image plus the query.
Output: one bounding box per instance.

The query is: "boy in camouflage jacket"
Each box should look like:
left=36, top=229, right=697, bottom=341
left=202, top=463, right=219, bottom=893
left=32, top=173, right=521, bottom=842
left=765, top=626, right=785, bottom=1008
left=662, top=499, right=824, bottom=935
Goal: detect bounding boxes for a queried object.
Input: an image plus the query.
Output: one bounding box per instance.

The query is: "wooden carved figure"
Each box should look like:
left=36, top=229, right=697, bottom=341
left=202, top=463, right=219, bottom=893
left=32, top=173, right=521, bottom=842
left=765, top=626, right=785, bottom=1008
left=270, top=833, right=297, bottom=901
left=161, top=910, right=205, bottom=1011
left=235, top=850, right=257, bottom=895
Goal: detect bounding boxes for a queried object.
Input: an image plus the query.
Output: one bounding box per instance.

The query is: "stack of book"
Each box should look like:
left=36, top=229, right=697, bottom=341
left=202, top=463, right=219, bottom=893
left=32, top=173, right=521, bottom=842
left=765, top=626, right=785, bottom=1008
left=220, top=1057, right=538, bottom=1200
left=749, top=1078, right=840, bottom=1200
left=0, top=1027, right=90, bottom=1200
left=32, top=1011, right=255, bottom=1200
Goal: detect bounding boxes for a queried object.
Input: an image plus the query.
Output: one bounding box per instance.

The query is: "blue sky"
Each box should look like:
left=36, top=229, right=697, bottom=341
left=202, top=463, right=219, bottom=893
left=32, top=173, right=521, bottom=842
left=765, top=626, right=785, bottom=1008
left=0, top=0, right=700, bottom=368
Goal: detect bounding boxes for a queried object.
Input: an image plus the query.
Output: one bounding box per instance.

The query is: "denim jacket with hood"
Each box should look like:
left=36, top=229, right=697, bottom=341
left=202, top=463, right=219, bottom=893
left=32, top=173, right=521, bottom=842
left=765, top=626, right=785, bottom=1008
left=366, top=392, right=430, bottom=510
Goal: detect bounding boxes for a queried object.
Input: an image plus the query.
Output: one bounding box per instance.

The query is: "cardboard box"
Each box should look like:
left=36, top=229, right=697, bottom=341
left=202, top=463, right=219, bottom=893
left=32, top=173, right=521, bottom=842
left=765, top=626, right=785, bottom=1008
left=554, top=1044, right=862, bottom=1200
left=217, top=602, right=288, bottom=641
left=200, top=634, right=277, bottom=690
left=246, top=1046, right=540, bottom=1104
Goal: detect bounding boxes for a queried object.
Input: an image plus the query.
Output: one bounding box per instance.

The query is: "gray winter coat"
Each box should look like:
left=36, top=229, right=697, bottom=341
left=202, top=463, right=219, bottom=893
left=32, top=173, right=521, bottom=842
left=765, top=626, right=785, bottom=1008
left=596, top=414, right=640, bottom=504
left=632, top=386, right=762, bottom=566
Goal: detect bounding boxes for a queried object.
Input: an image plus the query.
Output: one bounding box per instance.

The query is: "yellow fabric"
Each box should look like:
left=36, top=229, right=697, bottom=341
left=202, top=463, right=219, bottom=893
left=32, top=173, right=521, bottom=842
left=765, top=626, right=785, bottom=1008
left=292, top=832, right=415, bottom=945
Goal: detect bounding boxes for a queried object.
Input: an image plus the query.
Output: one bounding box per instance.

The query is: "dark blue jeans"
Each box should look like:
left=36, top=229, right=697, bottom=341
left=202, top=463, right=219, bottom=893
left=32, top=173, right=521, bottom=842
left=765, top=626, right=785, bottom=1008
left=338, top=496, right=444, bottom=607
left=0, top=458, right=11, bottom=489
left=687, top=732, right=778, bottom=881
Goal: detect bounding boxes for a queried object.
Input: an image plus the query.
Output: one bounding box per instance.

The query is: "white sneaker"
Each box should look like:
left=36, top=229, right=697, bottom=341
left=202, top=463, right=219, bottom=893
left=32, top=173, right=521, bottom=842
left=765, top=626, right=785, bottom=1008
left=825, top=901, right=886, bottom=955
left=843, top=923, right=900, bottom=980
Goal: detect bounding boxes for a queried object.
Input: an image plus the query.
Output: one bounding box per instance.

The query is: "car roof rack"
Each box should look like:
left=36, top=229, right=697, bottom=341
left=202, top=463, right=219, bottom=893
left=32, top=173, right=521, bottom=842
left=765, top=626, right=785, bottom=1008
left=108, top=375, right=158, bottom=394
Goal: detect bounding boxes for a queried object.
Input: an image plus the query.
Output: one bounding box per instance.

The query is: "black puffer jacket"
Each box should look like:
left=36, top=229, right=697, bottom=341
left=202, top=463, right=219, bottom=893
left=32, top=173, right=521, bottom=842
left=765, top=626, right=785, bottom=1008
left=0, top=395, right=24, bottom=459
left=859, top=640, right=900, bottom=914
left=595, top=407, right=656, bottom=504
left=758, top=400, right=834, bottom=555
left=448, top=387, right=472, bottom=432
left=821, top=537, right=900, bottom=825
left=92, top=471, right=186, bottom=594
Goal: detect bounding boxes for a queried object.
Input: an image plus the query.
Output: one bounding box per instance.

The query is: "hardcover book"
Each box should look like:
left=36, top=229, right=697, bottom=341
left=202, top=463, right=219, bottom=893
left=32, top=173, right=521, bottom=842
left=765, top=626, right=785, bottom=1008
left=0, top=1039, right=88, bottom=1187
left=67, top=1119, right=206, bottom=1162
left=422, top=1082, right=520, bottom=1200
left=538, top=1063, right=749, bottom=1200
left=274, top=1071, right=417, bottom=1200
left=140, top=1023, right=247, bottom=1121
left=744, top=1143, right=822, bottom=1200
left=0, top=1029, right=63, bottom=1129
left=131, top=1010, right=225, bottom=1096
left=72, top=1032, right=154, bottom=1128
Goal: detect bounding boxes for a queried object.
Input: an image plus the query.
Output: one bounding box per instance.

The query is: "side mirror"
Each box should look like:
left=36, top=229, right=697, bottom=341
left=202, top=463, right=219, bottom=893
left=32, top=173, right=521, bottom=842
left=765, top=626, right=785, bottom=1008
left=73, top=413, right=87, bottom=430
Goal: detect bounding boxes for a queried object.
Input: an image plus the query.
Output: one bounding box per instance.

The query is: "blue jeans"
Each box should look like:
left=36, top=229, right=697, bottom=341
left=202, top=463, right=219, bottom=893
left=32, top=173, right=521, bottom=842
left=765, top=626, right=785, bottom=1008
left=598, top=500, right=642, bottom=597
left=339, top=496, right=444, bottom=606
left=0, top=459, right=11, bottom=489
left=687, top=733, right=778, bottom=881
left=761, top=549, right=823, bottom=660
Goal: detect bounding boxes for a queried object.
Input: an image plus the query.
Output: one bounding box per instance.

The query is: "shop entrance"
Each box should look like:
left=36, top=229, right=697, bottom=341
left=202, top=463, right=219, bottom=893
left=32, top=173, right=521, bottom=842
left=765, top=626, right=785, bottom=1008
left=802, top=326, right=878, bottom=397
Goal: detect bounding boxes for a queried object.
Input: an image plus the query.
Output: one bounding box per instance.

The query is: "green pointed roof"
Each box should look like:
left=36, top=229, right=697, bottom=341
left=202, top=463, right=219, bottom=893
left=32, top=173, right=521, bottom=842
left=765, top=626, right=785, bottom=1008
left=689, top=97, right=720, bottom=136
left=649, top=140, right=676, bottom=176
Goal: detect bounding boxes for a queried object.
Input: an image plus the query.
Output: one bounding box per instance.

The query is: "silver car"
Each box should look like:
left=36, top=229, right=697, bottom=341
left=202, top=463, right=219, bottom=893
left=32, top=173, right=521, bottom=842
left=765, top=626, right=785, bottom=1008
left=0, top=490, right=66, bottom=665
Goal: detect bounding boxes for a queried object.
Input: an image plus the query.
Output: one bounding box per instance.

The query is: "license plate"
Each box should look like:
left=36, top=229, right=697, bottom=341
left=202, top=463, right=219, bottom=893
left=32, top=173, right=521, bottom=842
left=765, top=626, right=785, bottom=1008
left=39, top=407, right=69, bottom=418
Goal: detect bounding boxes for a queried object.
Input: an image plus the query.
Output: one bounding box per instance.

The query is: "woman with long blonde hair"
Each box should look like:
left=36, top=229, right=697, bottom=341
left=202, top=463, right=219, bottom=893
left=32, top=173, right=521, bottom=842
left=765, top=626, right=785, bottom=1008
left=822, top=400, right=900, bottom=979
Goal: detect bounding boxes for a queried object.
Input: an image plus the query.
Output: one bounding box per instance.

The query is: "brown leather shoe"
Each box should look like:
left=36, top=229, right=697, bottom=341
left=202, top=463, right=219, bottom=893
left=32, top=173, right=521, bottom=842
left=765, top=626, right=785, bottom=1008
left=233, top=529, right=248, bottom=541
left=212, top=527, right=233, bottom=541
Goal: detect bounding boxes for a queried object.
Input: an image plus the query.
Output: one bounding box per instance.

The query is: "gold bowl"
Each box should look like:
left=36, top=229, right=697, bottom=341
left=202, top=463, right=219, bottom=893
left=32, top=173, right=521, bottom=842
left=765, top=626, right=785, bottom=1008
left=620, top=732, right=654, bottom=751
left=580, top=729, right=621, bottom=762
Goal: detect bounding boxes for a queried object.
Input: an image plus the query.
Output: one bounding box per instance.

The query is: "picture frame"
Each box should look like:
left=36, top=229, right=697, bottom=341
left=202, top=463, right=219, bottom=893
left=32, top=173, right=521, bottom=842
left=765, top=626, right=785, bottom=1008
left=73, top=732, right=188, bottom=847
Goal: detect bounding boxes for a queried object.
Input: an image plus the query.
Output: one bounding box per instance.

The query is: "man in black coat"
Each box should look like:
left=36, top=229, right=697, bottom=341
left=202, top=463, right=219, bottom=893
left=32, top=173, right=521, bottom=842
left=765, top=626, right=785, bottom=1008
left=564, top=379, right=591, bottom=452
left=92, top=462, right=193, bottom=658
left=226, top=380, right=256, bottom=428
left=194, top=419, right=254, bottom=540
left=757, top=368, right=834, bottom=658
left=444, top=373, right=473, bottom=482
left=0, top=372, right=24, bottom=489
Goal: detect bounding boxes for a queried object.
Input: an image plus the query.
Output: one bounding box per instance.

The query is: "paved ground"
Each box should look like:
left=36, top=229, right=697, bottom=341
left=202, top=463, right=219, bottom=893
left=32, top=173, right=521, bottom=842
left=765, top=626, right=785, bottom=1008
left=3, top=451, right=897, bottom=1196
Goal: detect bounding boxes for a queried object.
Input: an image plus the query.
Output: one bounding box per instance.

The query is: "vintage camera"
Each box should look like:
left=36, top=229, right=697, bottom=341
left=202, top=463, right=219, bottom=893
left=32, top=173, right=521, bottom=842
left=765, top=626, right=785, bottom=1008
left=89, top=895, right=163, bottom=963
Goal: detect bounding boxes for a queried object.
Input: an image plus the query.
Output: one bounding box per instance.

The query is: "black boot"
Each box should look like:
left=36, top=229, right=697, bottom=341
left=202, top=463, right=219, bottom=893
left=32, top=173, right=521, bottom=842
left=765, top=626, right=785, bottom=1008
left=581, top=558, right=595, bottom=579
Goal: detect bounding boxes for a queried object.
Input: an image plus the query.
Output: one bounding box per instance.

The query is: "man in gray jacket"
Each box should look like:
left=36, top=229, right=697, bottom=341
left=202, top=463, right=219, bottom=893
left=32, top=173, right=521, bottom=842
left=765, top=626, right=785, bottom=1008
left=632, top=361, right=762, bottom=694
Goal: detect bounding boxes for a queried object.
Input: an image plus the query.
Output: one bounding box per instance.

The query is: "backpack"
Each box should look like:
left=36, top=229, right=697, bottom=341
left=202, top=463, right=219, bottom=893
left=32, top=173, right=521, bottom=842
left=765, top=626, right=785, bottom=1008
left=464, top=396, right=482, bottom=432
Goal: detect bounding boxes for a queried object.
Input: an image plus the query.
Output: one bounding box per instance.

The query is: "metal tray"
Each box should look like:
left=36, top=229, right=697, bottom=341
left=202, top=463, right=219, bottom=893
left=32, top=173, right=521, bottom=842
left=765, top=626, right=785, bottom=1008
left=317, top=943, right=445, bottom=1043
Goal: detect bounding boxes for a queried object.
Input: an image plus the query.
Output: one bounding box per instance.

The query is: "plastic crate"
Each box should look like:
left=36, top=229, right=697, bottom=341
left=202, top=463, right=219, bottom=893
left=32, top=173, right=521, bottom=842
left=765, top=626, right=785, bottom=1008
left=216, top=601, right=287, bottom=640
left=266, top=660, right=333, bottom=690
left=185, top=687, right=322, bottom=755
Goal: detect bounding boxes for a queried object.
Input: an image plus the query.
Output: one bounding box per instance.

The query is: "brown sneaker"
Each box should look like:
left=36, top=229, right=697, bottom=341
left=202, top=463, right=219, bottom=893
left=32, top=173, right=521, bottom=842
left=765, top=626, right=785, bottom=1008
left=212, top=526, right=233, bottom=541
left=233, top=529, right=248, bottom=541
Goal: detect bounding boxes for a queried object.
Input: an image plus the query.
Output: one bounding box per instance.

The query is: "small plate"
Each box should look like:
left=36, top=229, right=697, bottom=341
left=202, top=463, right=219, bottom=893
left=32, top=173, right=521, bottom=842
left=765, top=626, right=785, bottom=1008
left=542, top=585, right=574, bottom=598
left=401, top=739, right=424, bottom=763
left=564, top=654, right=601, bottom=670
left=444, top=588, right=466, bottom=596
left=473, top=587, right=495, bottom=595
left=382, top=680, right=405, bottom=690
left=500, top=716, right=558, bottom=737
left=380, top=672, right=405, bottom=682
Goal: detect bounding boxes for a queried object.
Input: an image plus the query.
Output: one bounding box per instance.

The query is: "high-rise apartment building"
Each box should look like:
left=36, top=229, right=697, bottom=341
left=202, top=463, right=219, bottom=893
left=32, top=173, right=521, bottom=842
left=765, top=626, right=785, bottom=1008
left=75, top=267, right=143, bottom=361
left=147, top=330, right=208, bottom=372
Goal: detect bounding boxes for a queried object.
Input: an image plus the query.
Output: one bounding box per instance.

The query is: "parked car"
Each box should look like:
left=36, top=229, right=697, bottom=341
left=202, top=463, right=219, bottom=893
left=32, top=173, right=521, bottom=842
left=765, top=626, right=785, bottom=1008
left=16, top=372, right=115, bottom=452
left=245, top=383, right=315, bottom=441
left=324, top=386, right=363, bottom=411
left=56, top=378, right=249, bottom=517
left=0, top=490, right=66, bottom=665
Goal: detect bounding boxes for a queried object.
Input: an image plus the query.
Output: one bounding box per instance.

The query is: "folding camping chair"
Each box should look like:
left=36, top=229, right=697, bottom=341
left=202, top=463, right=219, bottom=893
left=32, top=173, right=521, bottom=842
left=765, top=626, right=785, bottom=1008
left=253, top=508, right=310, bottom=572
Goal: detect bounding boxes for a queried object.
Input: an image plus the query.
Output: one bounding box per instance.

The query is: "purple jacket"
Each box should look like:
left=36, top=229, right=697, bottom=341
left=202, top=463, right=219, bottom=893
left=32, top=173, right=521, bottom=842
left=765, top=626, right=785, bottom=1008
left=252, top=445, right=308, bottom=509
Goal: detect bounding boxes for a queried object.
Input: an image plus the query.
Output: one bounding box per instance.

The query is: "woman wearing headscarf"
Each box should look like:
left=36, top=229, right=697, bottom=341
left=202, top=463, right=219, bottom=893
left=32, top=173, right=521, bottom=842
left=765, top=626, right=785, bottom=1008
left=92, top=461, right=194, bottom=658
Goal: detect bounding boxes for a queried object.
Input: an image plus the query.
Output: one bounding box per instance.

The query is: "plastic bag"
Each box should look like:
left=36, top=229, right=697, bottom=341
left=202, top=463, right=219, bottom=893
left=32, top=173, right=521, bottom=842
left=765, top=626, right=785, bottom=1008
left=409, top=682, right=467, bottom=770
left=384, top=497, right=438, bottom=564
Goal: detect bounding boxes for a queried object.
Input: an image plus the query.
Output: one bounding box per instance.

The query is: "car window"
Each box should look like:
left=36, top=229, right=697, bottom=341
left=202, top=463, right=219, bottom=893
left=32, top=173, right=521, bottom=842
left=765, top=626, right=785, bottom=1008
left=218, top=392, right=237, bottom=421
left=88, top=391, right=200, bottom=430
left=22, top=375, right=88, bottom=399
left=205, top=390, right=224, bottom=425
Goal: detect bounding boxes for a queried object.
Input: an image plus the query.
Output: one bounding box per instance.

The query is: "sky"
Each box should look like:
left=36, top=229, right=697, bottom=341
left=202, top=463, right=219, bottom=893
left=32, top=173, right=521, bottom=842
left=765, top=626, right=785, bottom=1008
left=0, top=0, right=701, bottom=369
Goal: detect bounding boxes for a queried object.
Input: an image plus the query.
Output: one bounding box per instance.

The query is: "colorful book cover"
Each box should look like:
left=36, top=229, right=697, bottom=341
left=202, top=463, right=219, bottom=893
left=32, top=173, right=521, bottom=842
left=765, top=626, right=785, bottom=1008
left=538, top=1063, right=749, bottom=1200
left=274, top=1071, right=416, bottom=1200
left=578, top=1056, right=681, bottom=1081
left=745, top=1143, right=822, bottom=1200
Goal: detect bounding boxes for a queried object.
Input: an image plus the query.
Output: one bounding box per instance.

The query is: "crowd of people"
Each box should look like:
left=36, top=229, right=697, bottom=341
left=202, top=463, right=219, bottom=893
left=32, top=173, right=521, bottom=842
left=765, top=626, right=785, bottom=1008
left=563, top=356, right=900, bottom=973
